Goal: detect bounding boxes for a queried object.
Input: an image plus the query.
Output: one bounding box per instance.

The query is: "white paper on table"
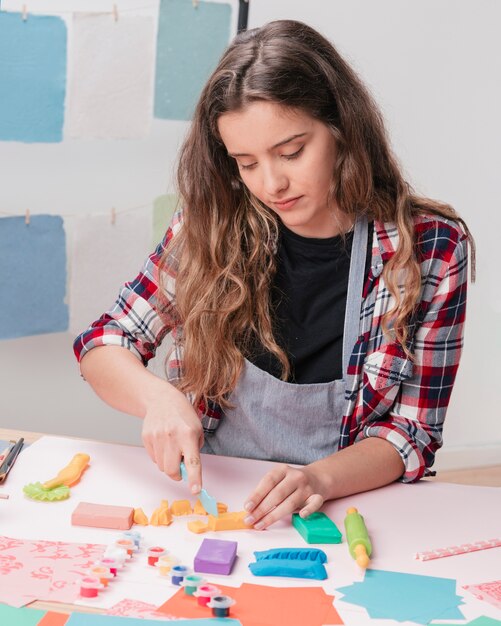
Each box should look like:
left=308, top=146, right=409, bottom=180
left=68, top=209, right=152, bottom=335
left=2, top=436, right=501, bottom=617
left=67, top=13, right=155, bottom=139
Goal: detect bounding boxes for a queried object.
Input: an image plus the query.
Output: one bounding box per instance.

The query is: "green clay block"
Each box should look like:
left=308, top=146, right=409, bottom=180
left=344, top=510, right=372, bottom=558
left=292, top=512, right=342, bottom=544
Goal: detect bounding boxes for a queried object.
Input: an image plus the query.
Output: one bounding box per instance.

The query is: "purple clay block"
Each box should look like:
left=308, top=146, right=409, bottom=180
left=194, top=538, right=237, bottom=575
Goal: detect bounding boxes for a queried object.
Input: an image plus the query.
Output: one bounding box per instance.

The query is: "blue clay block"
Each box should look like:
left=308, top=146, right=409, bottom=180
left=249, top=559, right=328, bottom=580
left=254, top=548, right=327, bottom=563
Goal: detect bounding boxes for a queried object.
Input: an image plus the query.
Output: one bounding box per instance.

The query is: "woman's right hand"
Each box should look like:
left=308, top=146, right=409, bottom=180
left=141, top=384, right=205, bottom=495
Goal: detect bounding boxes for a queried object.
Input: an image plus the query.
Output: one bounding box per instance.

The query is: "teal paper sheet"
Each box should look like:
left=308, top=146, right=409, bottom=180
left=337, top=569, right=465, bottom=624
left=154, top=0, right=231, bottom=120
left=0, top=604, right=46, bottom=626
left=0, top=12, right=66, bottom=142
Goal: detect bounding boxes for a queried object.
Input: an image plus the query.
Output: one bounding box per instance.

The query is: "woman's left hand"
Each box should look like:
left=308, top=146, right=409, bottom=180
left=242, top=464, right=325, bottom=529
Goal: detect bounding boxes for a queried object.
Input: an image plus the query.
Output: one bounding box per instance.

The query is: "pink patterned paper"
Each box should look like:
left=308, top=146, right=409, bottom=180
left=463, top=580, right=501, bottom=611
left=105, top=598, right=181, bottom=620
left=0, top=535, right=105, bottom=607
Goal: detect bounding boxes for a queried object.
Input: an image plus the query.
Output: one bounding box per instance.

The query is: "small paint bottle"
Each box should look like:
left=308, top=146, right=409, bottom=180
left=155, top=553, right=178, bottom=576
left=103, top=546, right=128, bottom=566
left=89, top=565, right=113, bottom=587
left=121, top=530, right=142, bottom=548
left=96, top=557, right=119, bottom=576
left=79, top=576, right=103, bottom=598
left=147, top=546, right=166, bottom=566
left=114, top=538, right=135, bottom=557
left=181, top=574, right=205, bottom=596
left=170, top=564, right=190, bottom=586
left=207, top=595, right=235, bottom=618
left=193, top=583, right=221, bottom=607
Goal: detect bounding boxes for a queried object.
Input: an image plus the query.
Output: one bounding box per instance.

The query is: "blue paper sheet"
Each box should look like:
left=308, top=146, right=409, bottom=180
left=154, top=0, right=231, bottom=120
left=337, top=569, right=464, bottom=624
left=0, top=215, right=68, bottom=339
left=0, top=11, right=66, bottom=142
left=66, top=613, right=241, bottom=626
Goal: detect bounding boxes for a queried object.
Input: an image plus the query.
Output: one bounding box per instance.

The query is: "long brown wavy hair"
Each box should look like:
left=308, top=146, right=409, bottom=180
left=161, top=19, right=474, bottom=410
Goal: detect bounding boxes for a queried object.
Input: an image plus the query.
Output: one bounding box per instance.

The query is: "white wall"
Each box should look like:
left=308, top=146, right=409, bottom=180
left=245, top=0, right=501, bottom=470
left=1, top=0, right=500, bottom=470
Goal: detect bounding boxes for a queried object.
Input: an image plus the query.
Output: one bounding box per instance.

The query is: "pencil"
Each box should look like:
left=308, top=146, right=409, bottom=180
left=0, top=438, right=25, bottom=484
left=0, top=441, right=15, bottom=464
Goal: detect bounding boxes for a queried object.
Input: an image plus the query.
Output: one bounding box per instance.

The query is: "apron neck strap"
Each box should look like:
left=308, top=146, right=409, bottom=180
left=342, top=215, right=369, bottom=378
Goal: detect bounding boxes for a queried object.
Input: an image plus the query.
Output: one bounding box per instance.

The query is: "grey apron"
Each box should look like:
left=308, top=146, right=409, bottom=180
left=202, top=216, right=368, bottom=465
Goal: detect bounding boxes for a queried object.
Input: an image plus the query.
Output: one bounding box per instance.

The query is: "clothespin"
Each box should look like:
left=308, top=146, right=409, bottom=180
left=112, top=4, right=119, bottom=22
left=111, top=207, right=116, bottom=225
left=25, top=209, right=30, bottom=225
left=192, top=0, right=199, bottom=8
left=22, top=5, right=28, bottom=21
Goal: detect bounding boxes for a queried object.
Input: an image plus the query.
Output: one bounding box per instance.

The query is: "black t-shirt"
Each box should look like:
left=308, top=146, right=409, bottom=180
left=248, top=221, right=373, bottom=383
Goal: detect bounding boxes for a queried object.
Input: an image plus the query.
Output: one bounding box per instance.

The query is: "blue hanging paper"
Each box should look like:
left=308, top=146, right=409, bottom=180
left=0, top=215, right=69, bottom=339
left=0, top=12, right=67, bottom=143
left=154, top=0, right=231, bottom=121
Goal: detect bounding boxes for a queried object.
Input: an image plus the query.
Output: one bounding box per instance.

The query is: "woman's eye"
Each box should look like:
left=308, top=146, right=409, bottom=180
left=238, top=162, right=257, bottom=170
left=282, top=146, right=304, bottom=160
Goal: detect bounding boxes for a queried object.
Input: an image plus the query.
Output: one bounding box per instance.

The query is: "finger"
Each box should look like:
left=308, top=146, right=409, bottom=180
left=182, top=448, right=203, bottom=495
left=253, top=490, right=302, bottom=530
left=141, top=432, right=156, bottom=465
left=162, top=420, right=201, bottom=480
left=163, top=448, right=183, bottom=481
left=153, top=436, right=166, bottom=473
left=298, top=493, right=324, bottom=518
left=245, top=474, right=297, bottom=526
left=243, top=465, right=288, bottom=514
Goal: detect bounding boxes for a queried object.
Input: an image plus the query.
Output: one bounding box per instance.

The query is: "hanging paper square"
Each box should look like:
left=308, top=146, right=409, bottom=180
left=67, top=13, right=155, bottom=139
left=154, top=0, right=231, bottom=121
left=0, top=12, right=67, bottom=143
left=0, top=215, right=69, bottom=339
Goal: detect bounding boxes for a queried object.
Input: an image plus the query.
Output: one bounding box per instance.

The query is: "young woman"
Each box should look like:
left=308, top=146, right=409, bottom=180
left=74, top=20, right=472, bottom=530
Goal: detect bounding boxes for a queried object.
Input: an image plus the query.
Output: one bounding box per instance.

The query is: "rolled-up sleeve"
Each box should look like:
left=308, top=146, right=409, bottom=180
left=359, top=228, right=469, bottom=481
left=73, top=211, right=182, bottom=367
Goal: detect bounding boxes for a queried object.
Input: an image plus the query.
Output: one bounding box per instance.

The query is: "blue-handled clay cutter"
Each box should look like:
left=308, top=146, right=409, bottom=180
left=179, top=461, right=219, bottom=517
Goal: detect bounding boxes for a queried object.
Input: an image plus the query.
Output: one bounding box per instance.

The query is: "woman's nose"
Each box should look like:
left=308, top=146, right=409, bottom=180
left=262, top=163, right=289, bottom=197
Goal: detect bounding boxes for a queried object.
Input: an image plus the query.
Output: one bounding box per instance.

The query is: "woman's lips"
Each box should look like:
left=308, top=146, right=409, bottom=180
left=273, top=196, right=303, bottom=210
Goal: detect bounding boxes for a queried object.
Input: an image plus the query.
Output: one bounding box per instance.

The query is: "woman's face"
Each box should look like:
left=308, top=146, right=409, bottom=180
left=218, top=100, right=349, bottom=238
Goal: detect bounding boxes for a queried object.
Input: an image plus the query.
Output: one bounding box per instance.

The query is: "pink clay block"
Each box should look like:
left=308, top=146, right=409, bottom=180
left=72, top=501, right=134, bottom=530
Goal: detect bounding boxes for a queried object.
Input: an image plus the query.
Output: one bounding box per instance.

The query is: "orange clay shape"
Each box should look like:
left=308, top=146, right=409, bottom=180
left=150, top=500, right=173, bottom=526
left=170, top=499, right=192, bottom=516
left=133, top=507, right=149, bottom=525
left=193, top=499, right=228, bottom=516
left=42, top=453, right=90, bottom=489
left=188, top=520, right=209, bottom=534
left=208, top=510, right=251, bottom=531
left=187, top=510, right=252, bottom=534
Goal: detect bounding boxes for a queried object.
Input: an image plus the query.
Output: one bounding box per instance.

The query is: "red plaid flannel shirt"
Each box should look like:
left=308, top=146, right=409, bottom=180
left=74, top=208, right=468, bottom=482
